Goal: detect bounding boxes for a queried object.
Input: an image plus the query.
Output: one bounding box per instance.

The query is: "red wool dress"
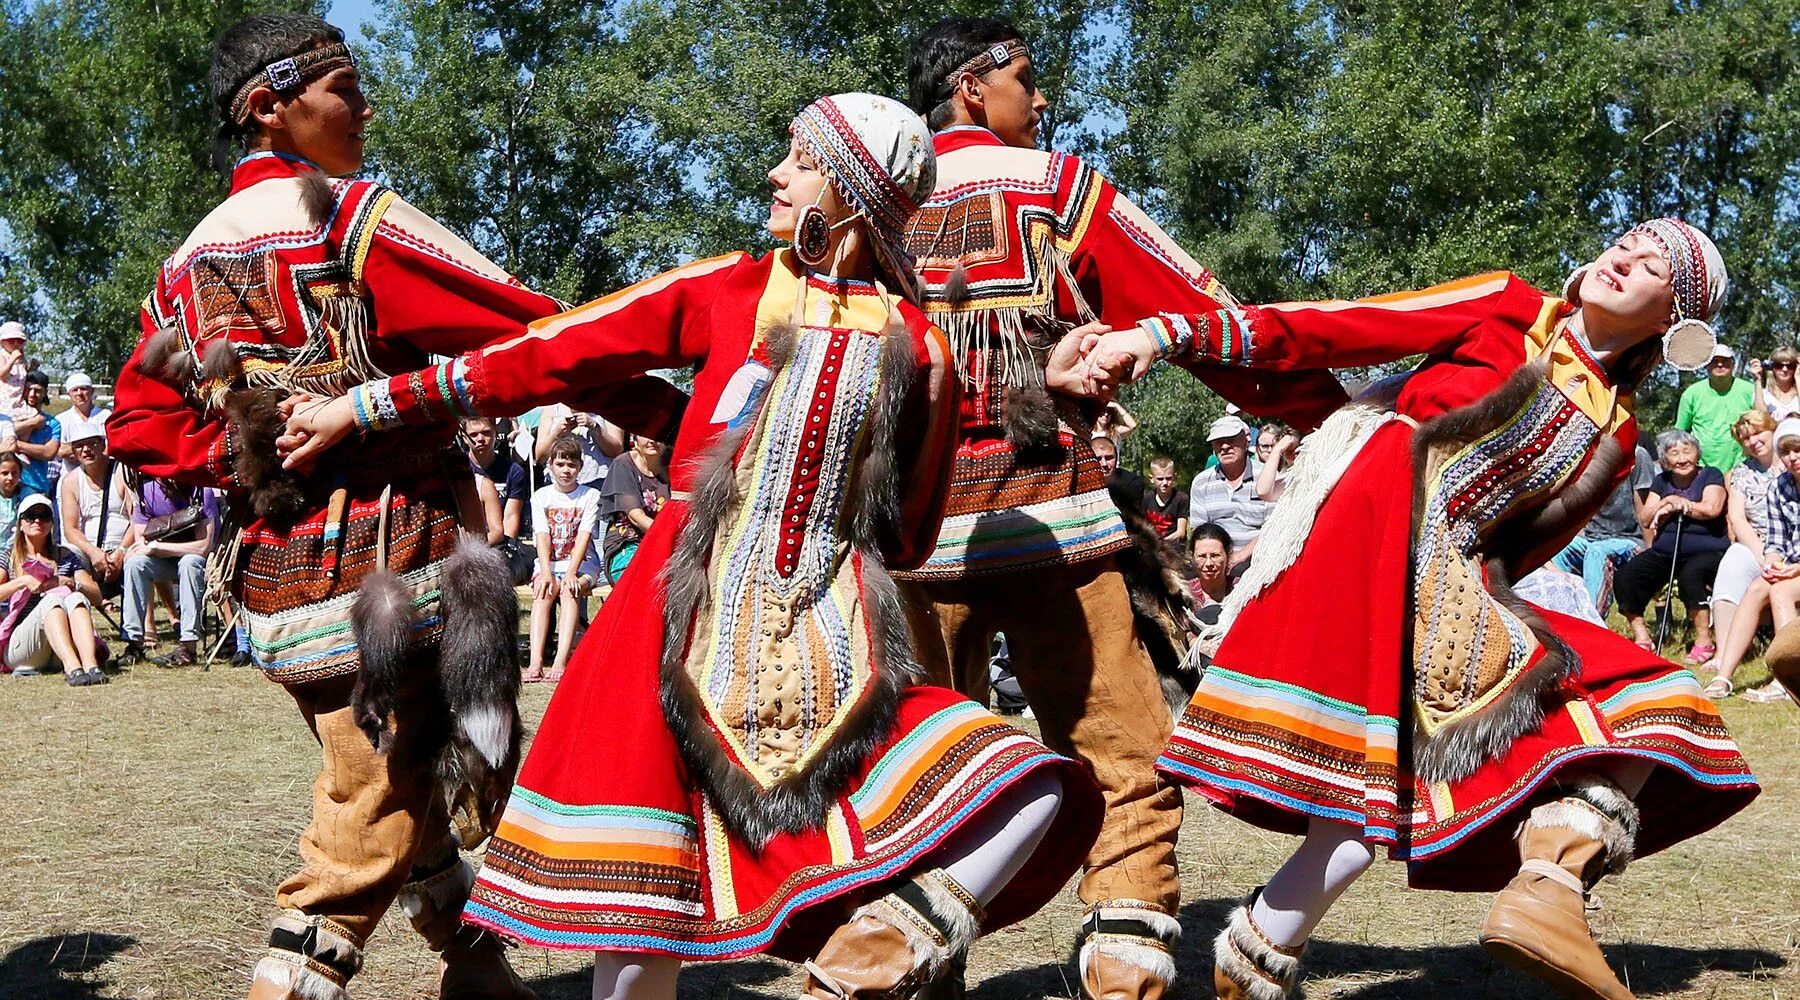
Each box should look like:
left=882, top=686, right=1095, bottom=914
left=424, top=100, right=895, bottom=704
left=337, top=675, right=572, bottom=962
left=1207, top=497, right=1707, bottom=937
left=363, top=249, right=1102, bottom=958
left=1153, top=272, right=1758, bottom=889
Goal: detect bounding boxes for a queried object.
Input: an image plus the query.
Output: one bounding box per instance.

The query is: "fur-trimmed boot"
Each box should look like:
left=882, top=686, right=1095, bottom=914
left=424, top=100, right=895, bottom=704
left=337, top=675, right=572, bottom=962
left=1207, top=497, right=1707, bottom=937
left=803, top=869, right=983, bottom=999
left=1479, top=780, right=1640, bottom=1000
left=247, top=911, right=363, bottom=1000
left=1212, top=891, right=1305, bottom=1000
left=398, top=858, right=537, bottom=1000
left=1076, top=901, right=1180, bottom=1000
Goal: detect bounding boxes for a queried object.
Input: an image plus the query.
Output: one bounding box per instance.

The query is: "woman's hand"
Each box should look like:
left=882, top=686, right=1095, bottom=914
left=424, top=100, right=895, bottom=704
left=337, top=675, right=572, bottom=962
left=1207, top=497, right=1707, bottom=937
left=1044, top=322, right=1114, bottom=398
left=532, top=570, right=559, bottom=602
left=20, top=572, right=47, bottom=594
left=279, top=394, right=358, bottom=472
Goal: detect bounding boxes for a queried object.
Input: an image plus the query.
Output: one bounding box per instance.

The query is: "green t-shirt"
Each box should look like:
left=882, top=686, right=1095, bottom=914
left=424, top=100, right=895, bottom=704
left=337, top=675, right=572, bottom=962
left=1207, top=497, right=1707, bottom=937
left=1676, top=377, right=1757, bottom=470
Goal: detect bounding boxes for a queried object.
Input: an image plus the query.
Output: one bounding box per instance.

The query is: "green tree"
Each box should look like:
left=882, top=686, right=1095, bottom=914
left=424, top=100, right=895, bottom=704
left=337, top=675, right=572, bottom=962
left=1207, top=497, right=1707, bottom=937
left=0, top=0, right=322, bottom=375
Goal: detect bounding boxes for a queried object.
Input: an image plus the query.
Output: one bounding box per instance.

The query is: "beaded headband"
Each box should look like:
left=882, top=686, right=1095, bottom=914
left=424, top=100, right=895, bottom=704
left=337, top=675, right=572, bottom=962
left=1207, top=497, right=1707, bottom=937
left=941, top=40, right=1031, bottom=92
left=228, top=43, right=356, bottom=126
left=1628, top=218, right=1713, bottom=322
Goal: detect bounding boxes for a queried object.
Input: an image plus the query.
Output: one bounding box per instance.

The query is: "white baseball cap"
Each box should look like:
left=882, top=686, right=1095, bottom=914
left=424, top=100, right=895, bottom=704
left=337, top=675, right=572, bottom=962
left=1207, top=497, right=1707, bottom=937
left=0, top=321, right=25, bottom=343
left=1207, top=415, right=1251, bottom=441
left=64, top=372, right=93, bottom=390
left=63, top=417, right=105, bottom=445
left=1710, top=344, right=1736, bottom=361
left=16, top=493, right=52, bottom=519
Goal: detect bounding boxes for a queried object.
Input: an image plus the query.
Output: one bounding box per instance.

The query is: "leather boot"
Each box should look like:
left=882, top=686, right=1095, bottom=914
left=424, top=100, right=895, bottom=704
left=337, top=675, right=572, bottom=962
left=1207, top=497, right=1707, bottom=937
left=1765, top=618, right=1800, bottom=702
left=1077, top=901, right=1179, bottom=1000
left=1480, top=784, right=1639, bottom=1000
left=804, top=869, right=982, bottom=999
left=1211, top=891, right=1303, bottom=1000
left=399, top=856, right=538, bottom=1000
left=247, top=911, right=362, bottom=1000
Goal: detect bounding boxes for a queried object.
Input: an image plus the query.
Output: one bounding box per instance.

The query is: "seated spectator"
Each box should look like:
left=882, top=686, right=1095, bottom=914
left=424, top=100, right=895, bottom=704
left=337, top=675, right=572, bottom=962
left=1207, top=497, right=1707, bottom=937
left=1704, top=417, right=1800, bottom=703
left=1189, top=415, right=1267, bottom=572
left=527, top=436, right=601, bottom=682
left=1755, top=347, right=1800, bottom=421
left=1703, top=411, right=1781, bottom=685
left=462, top=415, right=532, bottom=583
left=1189, top=522, right=1233, bottom=609
left=0, top=494, right=106, bottom=684
left=534, top=403, right=623, bottom=488
left=57, top=419, right=130, bottom=604
left=119, top=476, right=218, bottom=667
left=1613, top=429, right=1730, bottom=657
left=1141, top=455, right=1188, bottom=543
left=14, top=371, right=59, bottom=498
left=599, top=433, right=669, bottom=581
left=1255, top=423, right=1298, bottom=501
left=1551, top=442, right=1655, bottom=612
left=1091, top=434, right=1145, bottom=510
left=0, top=452, right=23, bottom=550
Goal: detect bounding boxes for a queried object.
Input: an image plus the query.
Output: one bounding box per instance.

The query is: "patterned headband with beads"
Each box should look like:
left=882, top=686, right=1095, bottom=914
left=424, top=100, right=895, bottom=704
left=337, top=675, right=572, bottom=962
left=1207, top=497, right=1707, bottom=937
left=228, top=43, right=356, bottom=126
left=1628, top=217, right=1725, bottom=322
left=940, top=40, right=1032, bottom=92
left=789, top=94, right=935, bottom=256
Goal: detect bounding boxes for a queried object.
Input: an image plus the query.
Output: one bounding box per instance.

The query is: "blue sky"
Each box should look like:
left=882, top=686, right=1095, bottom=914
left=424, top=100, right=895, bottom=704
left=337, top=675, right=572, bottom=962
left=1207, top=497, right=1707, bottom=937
left=327, top=0, right=376, bottom=37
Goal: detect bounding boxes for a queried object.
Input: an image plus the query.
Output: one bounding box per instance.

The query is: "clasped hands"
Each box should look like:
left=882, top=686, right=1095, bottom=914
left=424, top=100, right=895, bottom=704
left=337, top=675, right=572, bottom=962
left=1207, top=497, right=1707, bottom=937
left=1045, top=322, right=1162, bottom=400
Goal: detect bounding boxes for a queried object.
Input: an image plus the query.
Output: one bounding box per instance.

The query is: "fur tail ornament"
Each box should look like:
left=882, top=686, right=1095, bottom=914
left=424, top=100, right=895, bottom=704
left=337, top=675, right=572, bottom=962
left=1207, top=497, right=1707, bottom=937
left=349, top=568, right=417, bottom=752
left=435, top=533, right=524, bottom=847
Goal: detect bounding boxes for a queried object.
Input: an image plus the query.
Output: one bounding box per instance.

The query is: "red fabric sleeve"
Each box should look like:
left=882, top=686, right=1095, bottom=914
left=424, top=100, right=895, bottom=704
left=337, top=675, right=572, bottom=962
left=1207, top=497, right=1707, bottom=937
left=883, top=319, right=962, bottom=571
left=108, top=294, right=236, bottom=489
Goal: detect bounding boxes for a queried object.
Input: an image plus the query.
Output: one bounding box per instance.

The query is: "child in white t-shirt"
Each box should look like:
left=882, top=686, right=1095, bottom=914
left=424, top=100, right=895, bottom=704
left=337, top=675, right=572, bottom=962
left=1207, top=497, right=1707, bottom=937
left=526, top=436, right=601, bottom=681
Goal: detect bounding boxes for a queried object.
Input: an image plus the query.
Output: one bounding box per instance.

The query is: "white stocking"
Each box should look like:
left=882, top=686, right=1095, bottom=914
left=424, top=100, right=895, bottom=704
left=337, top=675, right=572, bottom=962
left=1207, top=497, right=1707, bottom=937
left=592, top=952, right=681, bottom=1000
left=1250, top=817, right=1377, bottom=949
left=934, top=768, right=1065, bottom=904
left=1604, top=758, right=1654, bottom=798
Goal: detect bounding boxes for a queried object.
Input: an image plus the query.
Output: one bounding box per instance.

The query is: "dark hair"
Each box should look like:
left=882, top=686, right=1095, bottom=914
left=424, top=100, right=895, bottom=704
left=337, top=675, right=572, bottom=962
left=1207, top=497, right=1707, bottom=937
left=459, top=415, right=496, bottom=432
left=547, top=434, right=583, bottom=466
left=1190, top=521, right=1233, bottom=555
left=24, top=370, right=49, bottom=390
left=209, top=14, right=346, bottom=159
left=907, top=17, right=1027, bottom=130
left=0, top=452, right=20, bottom=470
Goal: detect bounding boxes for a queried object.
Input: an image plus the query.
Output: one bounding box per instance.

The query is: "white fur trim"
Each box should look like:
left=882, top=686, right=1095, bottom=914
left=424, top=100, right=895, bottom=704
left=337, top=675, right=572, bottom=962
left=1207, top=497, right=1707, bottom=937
left=1197, top=403, right=1394, bottom=657
left=1079, top=934, right=1177, bottom=991
left=268, top=911, right=361, bottom=968
left=251, top=955, right=350, bottom=1000
left=458, top=703, right=514, bottom=770
left=1091, top=905, right=1181, bottom=943
left=854, top=873, right=980, bottom=980
left=399, top=858, right=474, bottom=922
left=1211, top=902, right=1303, bottom=1000
left=1532, top=789, right=1638, bottom=877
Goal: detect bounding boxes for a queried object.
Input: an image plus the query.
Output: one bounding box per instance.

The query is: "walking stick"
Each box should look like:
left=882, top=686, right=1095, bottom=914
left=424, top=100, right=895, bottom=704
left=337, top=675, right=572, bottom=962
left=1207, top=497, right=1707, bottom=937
left=1655, top=512, right=1686, bottom=652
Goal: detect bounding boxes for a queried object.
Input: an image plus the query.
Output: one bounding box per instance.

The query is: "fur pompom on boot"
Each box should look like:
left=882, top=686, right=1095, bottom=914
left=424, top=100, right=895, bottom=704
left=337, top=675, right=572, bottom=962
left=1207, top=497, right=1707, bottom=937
left=1077, top=901, right=1180, bottom=1000
left=1479, top=777, right=1641, bottom=1000
left=804, top=869, right=983, bottom=999
left=1212, top=892, right=1304, bottom=1000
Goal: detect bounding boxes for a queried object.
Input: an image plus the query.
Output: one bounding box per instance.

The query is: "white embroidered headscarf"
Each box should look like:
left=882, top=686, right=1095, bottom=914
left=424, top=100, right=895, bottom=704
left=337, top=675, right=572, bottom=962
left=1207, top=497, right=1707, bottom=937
left=789, top=92, right=935, bottom=303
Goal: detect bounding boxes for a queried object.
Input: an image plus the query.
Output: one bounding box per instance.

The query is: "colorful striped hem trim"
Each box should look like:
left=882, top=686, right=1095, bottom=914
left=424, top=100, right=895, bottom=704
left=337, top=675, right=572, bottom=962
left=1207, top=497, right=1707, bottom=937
left=465, top=751, right=1068, bottom=957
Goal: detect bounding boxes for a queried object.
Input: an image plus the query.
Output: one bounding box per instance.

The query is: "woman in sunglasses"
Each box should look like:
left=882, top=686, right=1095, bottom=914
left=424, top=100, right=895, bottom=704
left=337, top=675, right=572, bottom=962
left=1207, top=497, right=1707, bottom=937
left=0, top=494, right=108, bottom=684
left=1756, top=345, right=1800, bottom=421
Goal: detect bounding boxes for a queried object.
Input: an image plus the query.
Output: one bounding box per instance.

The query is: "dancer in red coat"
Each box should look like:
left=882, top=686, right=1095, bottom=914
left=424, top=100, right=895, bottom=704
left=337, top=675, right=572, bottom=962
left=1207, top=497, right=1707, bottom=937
left=1084, top=220, right=1758, bottom=999
left=282, top=93, right=1101, bottom=1000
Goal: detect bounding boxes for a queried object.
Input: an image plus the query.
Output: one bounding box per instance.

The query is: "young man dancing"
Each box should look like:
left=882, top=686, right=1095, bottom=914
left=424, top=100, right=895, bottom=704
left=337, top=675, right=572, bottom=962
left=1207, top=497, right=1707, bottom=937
left=109, top=15, right=676, bottom=999
left=898, top=18, right=1347, bottom=999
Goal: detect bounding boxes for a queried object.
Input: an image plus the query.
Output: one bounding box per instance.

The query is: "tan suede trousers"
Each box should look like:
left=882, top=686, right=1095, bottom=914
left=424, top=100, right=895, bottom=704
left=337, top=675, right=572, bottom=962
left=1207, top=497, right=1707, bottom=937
left=275, top=670, right=462, bottom=947
left=901, top=557, right=1181, bottom=912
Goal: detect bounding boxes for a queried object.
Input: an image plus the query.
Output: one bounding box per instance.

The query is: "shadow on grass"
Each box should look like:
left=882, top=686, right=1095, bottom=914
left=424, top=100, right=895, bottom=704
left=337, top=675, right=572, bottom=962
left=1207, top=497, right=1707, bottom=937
left=965, top=897, right=1787, bottom=998
left=527, top=955, right=790, bottom=999
left=0, top=933, right=134, bottom=999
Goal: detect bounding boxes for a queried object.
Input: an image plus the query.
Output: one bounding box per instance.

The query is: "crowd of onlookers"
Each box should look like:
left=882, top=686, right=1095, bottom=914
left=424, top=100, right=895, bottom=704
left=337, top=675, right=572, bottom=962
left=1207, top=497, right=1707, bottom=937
left=6, top=314, right=1796, bottom=705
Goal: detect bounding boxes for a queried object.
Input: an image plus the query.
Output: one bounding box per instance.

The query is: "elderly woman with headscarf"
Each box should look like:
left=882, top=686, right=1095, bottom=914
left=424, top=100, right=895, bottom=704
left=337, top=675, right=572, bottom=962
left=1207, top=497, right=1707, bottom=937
left=1612, top=428, right=1730, bottom=658
left=281, top=93, right=1099, bottom=1000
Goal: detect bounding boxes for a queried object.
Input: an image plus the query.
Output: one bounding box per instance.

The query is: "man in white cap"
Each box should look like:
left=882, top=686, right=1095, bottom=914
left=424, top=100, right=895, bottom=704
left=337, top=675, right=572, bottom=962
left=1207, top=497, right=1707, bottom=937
left=1676, top=344, right=1757, bottom=471
left=1188, top=413, right=1268, bottom=571
left=59, top=372, right=111, bottom=476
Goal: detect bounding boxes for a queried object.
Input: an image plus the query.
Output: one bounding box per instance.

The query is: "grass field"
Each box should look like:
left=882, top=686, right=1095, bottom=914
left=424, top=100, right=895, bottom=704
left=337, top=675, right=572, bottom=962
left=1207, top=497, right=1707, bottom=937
left=1, top=635, right=1796, bottom=999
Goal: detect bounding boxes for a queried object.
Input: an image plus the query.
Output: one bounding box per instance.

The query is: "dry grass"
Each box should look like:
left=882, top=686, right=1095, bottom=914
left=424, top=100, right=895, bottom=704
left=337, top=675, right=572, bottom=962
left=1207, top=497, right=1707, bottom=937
left=1, top=633, right=1795, bottom=999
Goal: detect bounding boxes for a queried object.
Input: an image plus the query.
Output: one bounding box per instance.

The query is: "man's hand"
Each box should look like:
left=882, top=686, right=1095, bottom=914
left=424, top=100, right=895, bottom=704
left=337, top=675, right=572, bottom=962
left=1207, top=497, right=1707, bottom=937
left=279, top=394, right=357, bottom=472
left=1082, top=326, right=1160, bottom=393
left=1044, top=322, right=1113, bottom=398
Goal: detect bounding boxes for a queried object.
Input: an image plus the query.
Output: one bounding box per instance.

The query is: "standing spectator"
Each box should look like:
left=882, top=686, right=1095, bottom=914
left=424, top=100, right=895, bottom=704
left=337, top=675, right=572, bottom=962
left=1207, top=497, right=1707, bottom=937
left=1091, top=400, right=1138, bottom=446
left=14, top=372, right=59, bottom=498
left=1189, top=414, right=1267, bottom=570
left=1705, top=417, right=1800, bottom=702
left=598, top=433, right=669, bottom=581
left=1090, top=435, right=1145, bottom=509
left=119, top=475, right=218, bottom=667
left=1703, top=411, right=1781, bottom=685
left=1677, top=344, right=1757, bottom=470
left=527, top=436, right=601, bottom=682
left=1255, top=423, right=1299, bottom=501
left=56, top=419, right=129, bottom=605
left=534, top=403, right=623, bottom=488
left=1141, top=455, right=1188, bottom=543
left=1613, top=430, right=1730, bottom=657
left=0, top=494, right=106, bottom=684
left=1188, top=522, right=1233, bottom=609
left=0, top=453, right=22, bottom=551
left=57, top=372, right=111, bottom=475
left=1753, top=346, right=1800, bottom=421
left=1550, top=442, right=1655, bottom=612
left=0, top=322, right=40, bottom=449
left=462, top=415, right=532, bottom=582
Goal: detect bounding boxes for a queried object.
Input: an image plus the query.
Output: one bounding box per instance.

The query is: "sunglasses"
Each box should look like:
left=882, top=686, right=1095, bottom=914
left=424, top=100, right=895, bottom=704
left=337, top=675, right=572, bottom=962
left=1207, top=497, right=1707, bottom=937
left=1774, top=363, right=1796, bottom=371
left=18, top=511, right=51, bottom=522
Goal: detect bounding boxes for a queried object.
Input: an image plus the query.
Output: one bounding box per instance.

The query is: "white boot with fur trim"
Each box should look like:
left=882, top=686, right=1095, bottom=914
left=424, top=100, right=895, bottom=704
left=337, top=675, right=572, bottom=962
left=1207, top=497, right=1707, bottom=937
left=1480, top=778, right=1640, bottom=1000
left=246, top=911, right=363, bottom=1000
left=1076, top=901, right=1180, bottom=1000
left=1212, top=891, right=1305, bottom=1000
left=803, top=869, right=982, bottom=999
